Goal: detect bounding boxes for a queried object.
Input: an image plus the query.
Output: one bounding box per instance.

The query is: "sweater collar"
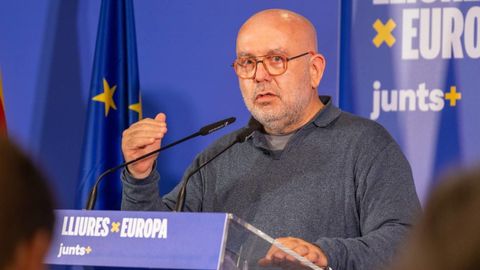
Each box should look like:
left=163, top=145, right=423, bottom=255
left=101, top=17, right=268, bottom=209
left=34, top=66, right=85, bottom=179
left=312, top=96, right=341, bottom=128
left=248, top=96, right=341, bottom=145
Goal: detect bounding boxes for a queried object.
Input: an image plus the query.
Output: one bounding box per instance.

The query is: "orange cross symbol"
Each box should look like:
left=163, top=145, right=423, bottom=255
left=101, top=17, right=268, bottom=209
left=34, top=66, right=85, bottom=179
left=111, top=222, right=121, bottom=233
left=445, top=86, right=462, bottom=106
left=373, top=19, right=396, bottom=48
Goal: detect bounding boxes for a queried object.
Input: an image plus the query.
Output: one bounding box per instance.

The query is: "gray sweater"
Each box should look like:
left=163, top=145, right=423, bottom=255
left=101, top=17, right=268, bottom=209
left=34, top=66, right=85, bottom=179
left=122, top=96, right=420, bottom=270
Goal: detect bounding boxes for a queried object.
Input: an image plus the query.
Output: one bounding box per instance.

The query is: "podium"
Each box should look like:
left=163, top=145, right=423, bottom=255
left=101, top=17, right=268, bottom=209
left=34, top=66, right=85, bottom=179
left=45, top=210, right=325, bottom=270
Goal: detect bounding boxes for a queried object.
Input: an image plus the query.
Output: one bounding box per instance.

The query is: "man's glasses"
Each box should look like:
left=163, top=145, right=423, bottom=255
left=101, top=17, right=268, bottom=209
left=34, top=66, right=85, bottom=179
left=232, top=51, right=312, bottom=79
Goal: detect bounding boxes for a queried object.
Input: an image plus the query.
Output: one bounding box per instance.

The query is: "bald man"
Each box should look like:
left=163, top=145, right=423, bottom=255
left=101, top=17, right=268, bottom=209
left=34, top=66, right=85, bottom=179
left=121, top=9, right=420, bottom=270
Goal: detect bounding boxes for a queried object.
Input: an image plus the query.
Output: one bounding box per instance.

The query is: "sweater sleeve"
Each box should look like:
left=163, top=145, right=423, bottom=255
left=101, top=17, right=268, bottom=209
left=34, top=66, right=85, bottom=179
left=121, top=157, right=205, bottom=212
left=316, top=142, right=421, bottom=270
left=120, top=168, right=173, bottom=211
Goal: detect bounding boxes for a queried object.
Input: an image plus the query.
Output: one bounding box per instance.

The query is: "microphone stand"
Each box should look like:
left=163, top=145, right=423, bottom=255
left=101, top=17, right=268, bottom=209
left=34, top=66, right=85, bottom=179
left=85, top=117, right=236, bottom=210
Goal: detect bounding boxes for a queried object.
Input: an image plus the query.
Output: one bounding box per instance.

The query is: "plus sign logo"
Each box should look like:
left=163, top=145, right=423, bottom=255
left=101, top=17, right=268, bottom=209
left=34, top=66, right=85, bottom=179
left=370, top=81, right=463, bottom=120
left=445, top=86, right=462, bottom=107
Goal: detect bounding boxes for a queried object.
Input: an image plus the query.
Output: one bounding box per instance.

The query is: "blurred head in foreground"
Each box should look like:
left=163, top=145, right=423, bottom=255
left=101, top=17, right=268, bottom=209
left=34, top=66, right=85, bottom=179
left=0, top=138, right=55, bottom=270
left=391, top=168, right=480, bottom=270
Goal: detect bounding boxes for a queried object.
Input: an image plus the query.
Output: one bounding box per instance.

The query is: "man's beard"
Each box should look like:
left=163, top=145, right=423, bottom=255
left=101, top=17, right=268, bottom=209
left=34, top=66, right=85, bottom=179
left=244, top=91, right=307, bottom=135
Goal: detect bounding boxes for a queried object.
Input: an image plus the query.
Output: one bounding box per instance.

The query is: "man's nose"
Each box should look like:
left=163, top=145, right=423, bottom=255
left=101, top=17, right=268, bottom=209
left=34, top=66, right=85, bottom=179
left=254, top=61, right=272, bottom=82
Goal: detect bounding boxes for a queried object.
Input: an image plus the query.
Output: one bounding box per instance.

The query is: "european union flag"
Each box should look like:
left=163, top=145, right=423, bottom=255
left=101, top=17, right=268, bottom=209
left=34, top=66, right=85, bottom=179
left=77, top=0, right=141, bottom=210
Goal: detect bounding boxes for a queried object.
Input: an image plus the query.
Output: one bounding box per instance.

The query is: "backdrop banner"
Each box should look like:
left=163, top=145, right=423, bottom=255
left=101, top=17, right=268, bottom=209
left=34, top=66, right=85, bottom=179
left=340, top=0, right=480, bottom=202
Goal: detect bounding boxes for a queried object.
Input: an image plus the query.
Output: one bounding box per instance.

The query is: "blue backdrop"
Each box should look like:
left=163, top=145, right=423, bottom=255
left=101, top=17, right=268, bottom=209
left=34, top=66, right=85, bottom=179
left=0, top=1, right=339, bottom=208
left=3, top=1, right=477, bottom=209
left=340, top=0, right=480, bottom=203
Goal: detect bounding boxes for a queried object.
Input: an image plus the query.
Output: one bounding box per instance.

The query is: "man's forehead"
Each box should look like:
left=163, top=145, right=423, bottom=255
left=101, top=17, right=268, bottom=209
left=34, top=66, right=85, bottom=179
left=236, top=26, right=294, bottom=56
left=237, top=49, right=288, bottom=58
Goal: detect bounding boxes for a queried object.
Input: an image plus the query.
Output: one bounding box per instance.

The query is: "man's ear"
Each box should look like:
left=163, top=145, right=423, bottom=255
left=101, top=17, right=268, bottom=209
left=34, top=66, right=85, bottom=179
left=309, top=53, right=326, bottom=89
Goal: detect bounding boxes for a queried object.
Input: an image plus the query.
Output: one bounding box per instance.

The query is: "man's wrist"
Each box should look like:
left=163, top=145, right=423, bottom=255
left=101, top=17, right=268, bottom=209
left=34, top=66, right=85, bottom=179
left=126, top=164, right=155, bottom=180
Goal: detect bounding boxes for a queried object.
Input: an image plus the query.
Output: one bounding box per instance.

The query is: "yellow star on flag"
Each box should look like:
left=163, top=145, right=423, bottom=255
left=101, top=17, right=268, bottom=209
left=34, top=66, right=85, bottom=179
left=92, top=78, right=117, bottom=116
left=129, top=95, right=142, bottom=120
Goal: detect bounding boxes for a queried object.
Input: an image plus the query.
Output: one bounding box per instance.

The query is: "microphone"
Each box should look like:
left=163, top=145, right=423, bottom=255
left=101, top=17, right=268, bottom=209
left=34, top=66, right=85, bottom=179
left=174, top=118, right=261, bottom=212
left=85, top=117, right=236, bottom=210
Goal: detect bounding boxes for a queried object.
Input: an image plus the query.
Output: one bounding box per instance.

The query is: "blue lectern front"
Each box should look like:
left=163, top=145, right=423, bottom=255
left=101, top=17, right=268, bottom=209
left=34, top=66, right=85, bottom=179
left=45, top=210, right=323, bottom=270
